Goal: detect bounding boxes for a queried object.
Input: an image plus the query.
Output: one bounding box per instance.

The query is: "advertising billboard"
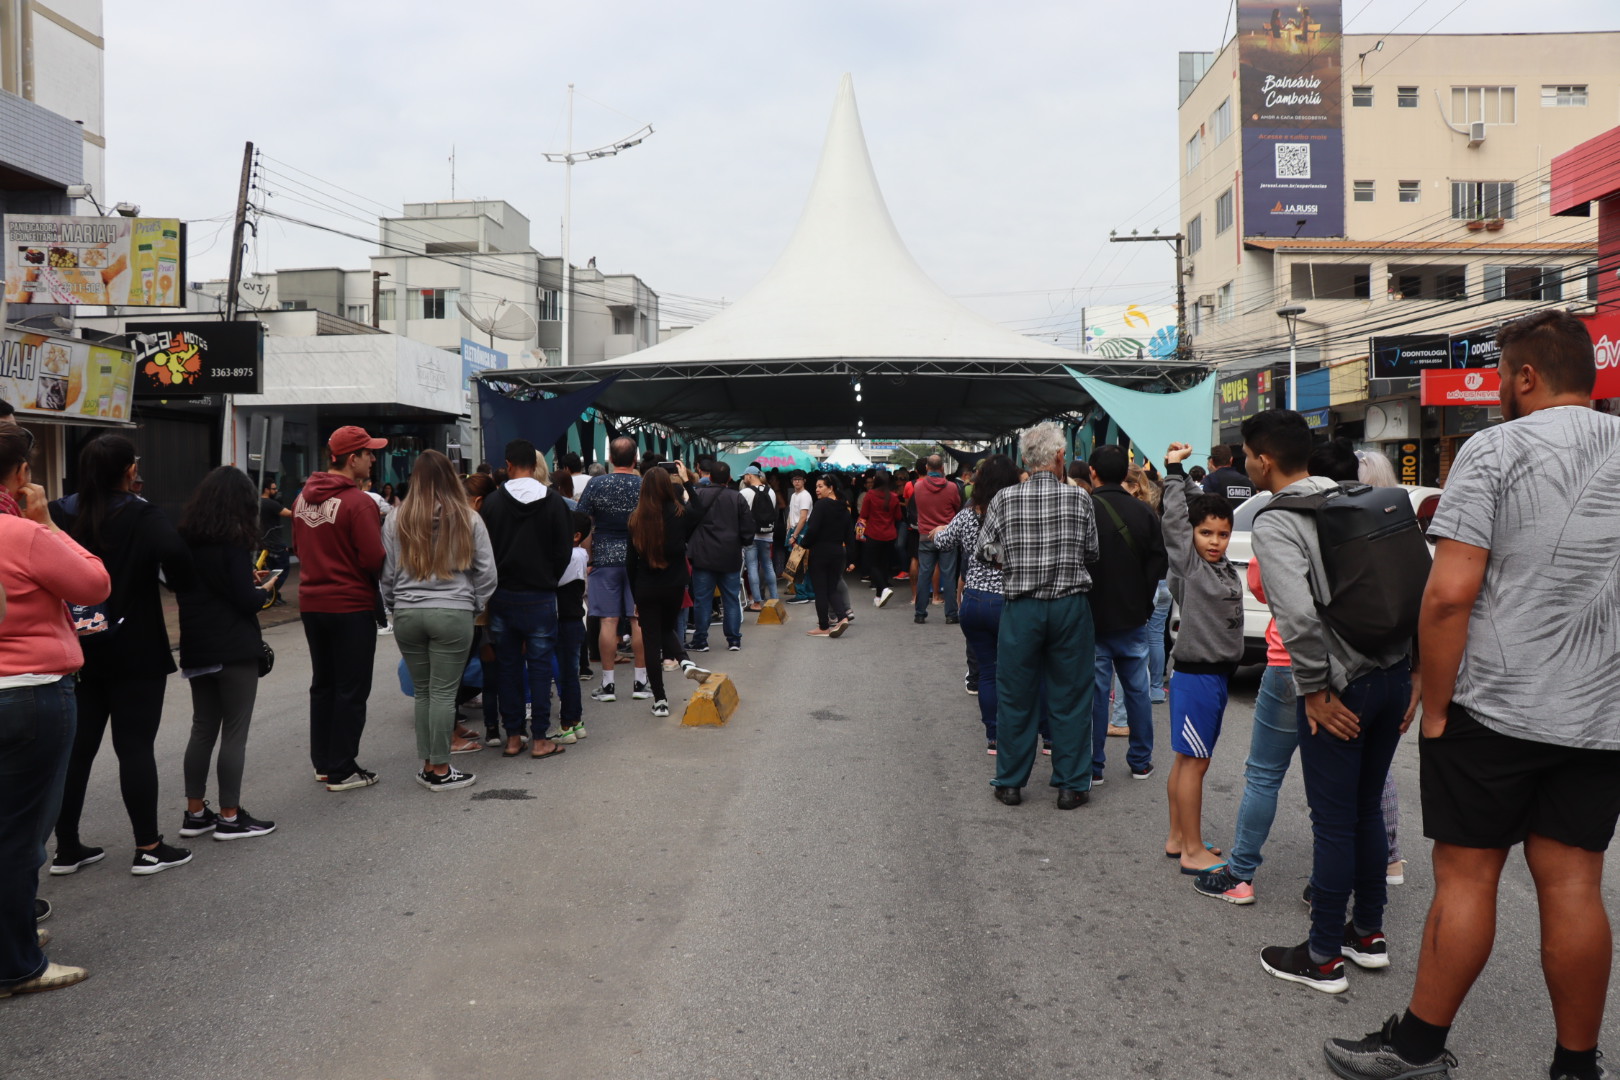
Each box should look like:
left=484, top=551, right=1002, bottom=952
left=1369, top=334, right=1451, bottom=380
left=5, top=216, right=185, bottom=307
left=0, top=327, right=135, bottom=421
left=1237, top=1, right=1345, bottom=238
left=461, top=338, right=507, bottom=414
left=1217, top=367, right=1274, bottom=423
left=1083, top=304, right=1180, bottom=358
left=128, top=321, right=264, bottom=397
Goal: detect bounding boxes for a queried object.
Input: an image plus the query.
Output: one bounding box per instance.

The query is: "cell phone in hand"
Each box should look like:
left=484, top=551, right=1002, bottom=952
left=659, top=461, right=681, bottom=474
left=260, top=569, right=284, bottom=588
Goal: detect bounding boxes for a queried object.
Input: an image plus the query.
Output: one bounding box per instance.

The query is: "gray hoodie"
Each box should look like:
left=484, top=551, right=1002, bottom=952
left=1250, top=475, right=1410, bottom=695
left=380, top=512, right=498, bottom=613
left=1163, top=466, right=1244, bottom=670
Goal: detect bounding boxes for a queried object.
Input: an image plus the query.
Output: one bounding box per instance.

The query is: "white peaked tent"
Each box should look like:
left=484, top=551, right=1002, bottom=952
left=821, top=440, right=873, bottom=471
left=484, top=76, right=1200, bottom=441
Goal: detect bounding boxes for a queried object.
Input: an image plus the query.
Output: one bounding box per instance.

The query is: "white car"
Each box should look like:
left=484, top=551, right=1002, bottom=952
left=1221, top=486, right=1443, bottom=665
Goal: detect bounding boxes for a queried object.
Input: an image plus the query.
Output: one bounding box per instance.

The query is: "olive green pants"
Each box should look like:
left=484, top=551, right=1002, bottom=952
left=393, top=608, right=475, bottom=766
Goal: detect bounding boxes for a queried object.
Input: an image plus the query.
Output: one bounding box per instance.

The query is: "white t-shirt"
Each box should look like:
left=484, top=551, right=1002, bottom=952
left=789, top=489, right=813, bottom=535
left=366, top=491, right=390, bottom=518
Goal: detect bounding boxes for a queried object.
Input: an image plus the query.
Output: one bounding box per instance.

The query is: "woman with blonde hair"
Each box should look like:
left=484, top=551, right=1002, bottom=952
left=381, top=450, right=496, bottom=790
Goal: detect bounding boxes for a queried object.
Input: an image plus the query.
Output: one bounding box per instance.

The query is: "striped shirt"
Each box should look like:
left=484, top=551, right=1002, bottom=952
left=978, top=470, right=1099, bottom=600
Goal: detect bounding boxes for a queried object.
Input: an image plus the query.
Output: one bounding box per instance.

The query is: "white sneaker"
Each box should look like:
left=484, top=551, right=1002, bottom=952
left=377, top=623, right=394, bottom=636
left=876, top=588, right=893, bottom=608
left=651, top=700, right=670, bottom=718
left=681, top=660, right=711, bottom=683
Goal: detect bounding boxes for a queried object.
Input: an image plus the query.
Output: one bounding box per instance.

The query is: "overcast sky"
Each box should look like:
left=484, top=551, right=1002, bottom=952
left=105, top=1, right=1614, bottom=343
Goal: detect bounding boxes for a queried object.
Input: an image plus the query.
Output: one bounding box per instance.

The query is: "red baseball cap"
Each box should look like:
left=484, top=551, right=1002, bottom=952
left=328, top=425, right=387, bottom=456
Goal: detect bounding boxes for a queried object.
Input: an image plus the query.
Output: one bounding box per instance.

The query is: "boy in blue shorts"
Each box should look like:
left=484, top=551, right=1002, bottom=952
left=1161, top=442, right=1245, bottom=876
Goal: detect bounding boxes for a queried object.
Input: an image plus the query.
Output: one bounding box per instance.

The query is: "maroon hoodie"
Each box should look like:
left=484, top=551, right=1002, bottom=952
left=291, top=472, right=386, bottom=614
left=912, top=474, right=962, bottom=534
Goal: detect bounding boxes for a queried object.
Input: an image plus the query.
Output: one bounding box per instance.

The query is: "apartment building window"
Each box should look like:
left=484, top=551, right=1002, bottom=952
left=1397, top=86, right=1419, bottom=108
left=1291, top=263, right=1371, bottom=300
left=346, top=304, right=369, bottom=324
left=1353, top=180, right=1375, bottom=202
left=1211, top=98, right=1233, bottom=145
left=1398, top=180, right=1421, bottom=203
left=377, top=290, right=396, bottom=321
left=1351, top=86, right=1373, bottom=107
left=1186, top=132, right=1201, bottom=173
left=1451, top=85, right=1517, bottom=125
left=1216, top=281, right=1233, bottom=321
left=1542, top=85, right=1587, bottom=107
left=1485, top=266, right=1562, bottom=302
left=539, top=289, right=561, bottom=321
left=1186, top=214, right=1203, bottom=255
left=1388, top=264, right=1467, bottom=300
left=1214, top=188, right=1235, bottom=234
left=1451, top=180, right=1516, bottom=220
left=409, top=288, right=459, bottom=320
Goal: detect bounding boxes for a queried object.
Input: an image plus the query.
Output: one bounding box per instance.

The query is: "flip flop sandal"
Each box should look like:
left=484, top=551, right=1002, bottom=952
left=501, top=738, right=527, bottom=758
left=450, top=739, right=483, bottom=754
left=1180, top=861, right=1228, bottom=876
left=1165, top=841, right=1222, bottom=858
left=530, top=744, right=567, bottom=761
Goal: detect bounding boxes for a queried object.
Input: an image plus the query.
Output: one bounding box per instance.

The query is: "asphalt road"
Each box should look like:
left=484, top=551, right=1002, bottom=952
left=6, top=588, right=1614, bottom=1079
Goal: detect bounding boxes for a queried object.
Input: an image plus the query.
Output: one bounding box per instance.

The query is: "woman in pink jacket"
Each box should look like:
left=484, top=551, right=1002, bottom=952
left=0, top=424, right=111, bottom=999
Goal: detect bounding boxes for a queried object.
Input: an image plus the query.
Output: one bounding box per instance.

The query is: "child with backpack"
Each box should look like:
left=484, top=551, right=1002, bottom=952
left=1242, top=409, right=1426, bottom=995
left=1161, top=442, right=1245, bottom=877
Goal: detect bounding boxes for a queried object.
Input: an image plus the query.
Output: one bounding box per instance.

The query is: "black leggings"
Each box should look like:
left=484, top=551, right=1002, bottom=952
left=57, top=675, right=169, bottom=849
left=864, top=538, right=893, bottom=594
left=635, top=584, right=690, bottom=702
left=809, top=551, right=844, bottom=630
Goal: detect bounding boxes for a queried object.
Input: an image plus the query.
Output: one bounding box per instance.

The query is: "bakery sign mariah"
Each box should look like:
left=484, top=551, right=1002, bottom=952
left=4, top=215, right=185, bottom=307
left=0, top=326, right=136, bottom=422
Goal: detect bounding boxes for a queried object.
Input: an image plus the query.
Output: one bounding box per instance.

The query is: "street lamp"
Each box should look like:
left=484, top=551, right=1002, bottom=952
left=1276, top=305, right=1308, bottom=410
left=543, top=85, right=653, bottom=367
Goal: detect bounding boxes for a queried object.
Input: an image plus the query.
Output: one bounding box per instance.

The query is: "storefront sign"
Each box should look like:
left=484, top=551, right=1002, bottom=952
left=1398, top=441, right=1420, bottom=486
left=1237, top=1, right=1345, bottom=238
left=1448, top=330, right=1501, bottom=370
left=1370, top=334, right=1451, bottom=380
left=460, top=338, right=507, bottom=413
left=128, top=321, right=263, bottom=396
left=0, top=327, right=135, bottom=421
left=1443, top=405, right=1499, bottom=437
left=4, top=215, right=185, bottom=307
left=1421, top=368, right=1501, bottom=406
left=1218, top=368, right=1274, bottom=422
left=1301, top=407, right=1332, bottom=430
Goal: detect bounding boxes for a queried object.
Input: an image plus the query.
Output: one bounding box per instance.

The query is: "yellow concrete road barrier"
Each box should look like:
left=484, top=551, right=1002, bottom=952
left=757, top=598, right=788, bottom=624
left=682, top=673, right=739, bottom=727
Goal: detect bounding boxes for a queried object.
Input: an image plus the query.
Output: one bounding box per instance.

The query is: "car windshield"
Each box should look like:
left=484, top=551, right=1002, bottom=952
left=1231, top=491, right=1274, bottom=531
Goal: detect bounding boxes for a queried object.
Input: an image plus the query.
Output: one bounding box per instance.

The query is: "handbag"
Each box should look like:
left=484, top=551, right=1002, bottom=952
left=258, top=641, right=275, bottom=678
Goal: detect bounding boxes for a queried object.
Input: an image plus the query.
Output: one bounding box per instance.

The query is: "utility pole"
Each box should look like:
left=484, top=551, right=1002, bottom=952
left=543, top=89, right=653, bottom=368
left=224, top=141, right=254, bottom=322
left=371, top=270, right=388, bottom=328
left=222, top=140, right=254, bottom=466
left=1108, top=230, right=1191, bottom=364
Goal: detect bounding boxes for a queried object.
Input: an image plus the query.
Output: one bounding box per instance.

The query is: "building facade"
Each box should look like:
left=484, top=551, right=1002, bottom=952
left=1178, top=27, right=1619, bottom=479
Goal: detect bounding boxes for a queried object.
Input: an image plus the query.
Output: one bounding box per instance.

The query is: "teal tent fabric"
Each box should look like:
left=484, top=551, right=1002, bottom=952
left=1065, top=368, right=1217, bottom=472
left=719, top=441, right=819, bottom=473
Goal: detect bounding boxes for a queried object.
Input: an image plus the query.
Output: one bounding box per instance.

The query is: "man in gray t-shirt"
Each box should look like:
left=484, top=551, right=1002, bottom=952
left=1323, top=310, right=1620, bottom=1080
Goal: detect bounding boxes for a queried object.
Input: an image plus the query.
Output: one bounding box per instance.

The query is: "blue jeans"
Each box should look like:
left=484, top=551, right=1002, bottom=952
left=915, top=539, right=959, bottom=617
left=0, top=678, right=76, bottom=987
left=1298, top=661, right=1409, bottom=960
left=551, top=616, right=585, bottom=726
left=690, top=568, right=742, bottom=649
left=1227, top=664, right=1298, bottom=882
left=489, top=587, right=559, bottom=737
left=1146, top=580, right=1172, bottom=699
left=958, top=588, right=1002, bottom=740
left=744, top=539, right=777, bottom=604
left=994, top=593, right=1094, bottom=792
left=1092, top=624, right=1153, bottom=775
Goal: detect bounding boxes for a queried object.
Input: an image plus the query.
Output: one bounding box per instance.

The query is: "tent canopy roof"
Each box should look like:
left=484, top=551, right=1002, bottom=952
left=482, top=75, right=1201, bottom=442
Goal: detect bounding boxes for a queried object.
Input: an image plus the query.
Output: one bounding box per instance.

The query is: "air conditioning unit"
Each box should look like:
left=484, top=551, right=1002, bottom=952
left=1467, top=121, right=1487, bottom=148
left=1197, top=294, right=1217, bottom=311
left=1365, top=401, right=1414, bottom=441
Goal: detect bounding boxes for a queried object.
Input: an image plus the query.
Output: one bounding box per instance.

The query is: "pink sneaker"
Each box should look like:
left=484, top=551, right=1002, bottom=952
left=1192, top=867, right=1255, bottom=905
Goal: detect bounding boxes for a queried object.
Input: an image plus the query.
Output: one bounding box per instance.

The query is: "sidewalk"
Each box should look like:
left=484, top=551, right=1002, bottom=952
left=159, top=562, right=307, bottom=644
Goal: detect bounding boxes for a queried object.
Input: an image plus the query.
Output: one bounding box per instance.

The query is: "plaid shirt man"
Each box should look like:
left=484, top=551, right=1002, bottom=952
left=979, top=470, right=1099, bottom=600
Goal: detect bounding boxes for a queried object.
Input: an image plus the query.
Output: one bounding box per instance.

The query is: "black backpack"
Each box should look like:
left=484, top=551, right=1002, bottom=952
left=747, top=486, right=776, bottom=534
left=1257, top=483, right=1432, bottom=653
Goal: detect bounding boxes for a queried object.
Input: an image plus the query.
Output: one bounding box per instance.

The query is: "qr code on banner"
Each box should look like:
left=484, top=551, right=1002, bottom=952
left=1275, top=143, right=1312, bottom=179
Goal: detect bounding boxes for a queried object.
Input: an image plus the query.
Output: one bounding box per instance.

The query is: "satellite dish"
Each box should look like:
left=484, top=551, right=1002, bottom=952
left=457, top=296, right=538, bottom=343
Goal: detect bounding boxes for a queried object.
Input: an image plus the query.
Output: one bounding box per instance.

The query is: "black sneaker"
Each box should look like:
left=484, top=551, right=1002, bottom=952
left=578, top=668, right=593, bottom=682
left=964, top=672, right=978, bottom=696
left=49, top=843, right=105, bottom=876
left=1342, top=922, right=1390, bottom=969
left=213, top=810, right=277, bottom=840
left=1193, top=867, right=1256, bottom=905
left=1303, top=882, right=1314, bottom=909
left=914, top=614, right=927, bottom=624
left=631, top=680, right=653, bottom=700
left=131, top=839, right=193, bottom=876
left=325, top=768, right=379, bottom=792
left=651, top=700, right=670, bottom=718
left=590, top=683, right=617, bottom=702
left=1551, top=1054, right=1610, bottom=1080
left=1131, top=764, right=1155, bottom=780
left=945, top=614, right=960, bottom=625
left=179, top=803, right=218, bottom=838
left=681, top=661, right=711, bottom=683
left=416, top=767, right=476, bottom=791
left=689, top=643, right=711, bottom=653
left=484, top=726, right=503, bottom=747
left=1324, top=1014, right=1457, bottom=1079
left=34, top=898, right=51, bottom=923
left=786, top=596, right=813, bottom=605
left=727, top=643, right=740, bottom=652
left=1261, top=941, right=1348, bottom=994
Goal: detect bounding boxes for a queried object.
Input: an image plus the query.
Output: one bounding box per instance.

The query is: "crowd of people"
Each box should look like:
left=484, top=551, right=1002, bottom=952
left=1, top=309, right=1616, bottom=1080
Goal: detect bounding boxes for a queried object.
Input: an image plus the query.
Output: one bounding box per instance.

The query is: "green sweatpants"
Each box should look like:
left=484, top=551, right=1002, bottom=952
left=394, top=607, right=475, bottom=766
left=992, top=592, right=1096, bottom=792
